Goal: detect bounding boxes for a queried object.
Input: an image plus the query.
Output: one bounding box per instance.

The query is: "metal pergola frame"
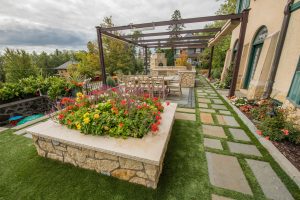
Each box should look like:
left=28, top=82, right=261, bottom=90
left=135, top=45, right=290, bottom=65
left=96, top=10, right=249, bottom=96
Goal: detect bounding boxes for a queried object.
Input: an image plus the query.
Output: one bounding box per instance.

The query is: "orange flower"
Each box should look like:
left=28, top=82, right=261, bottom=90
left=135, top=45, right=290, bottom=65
left=256, top=130, right=262, bottom=135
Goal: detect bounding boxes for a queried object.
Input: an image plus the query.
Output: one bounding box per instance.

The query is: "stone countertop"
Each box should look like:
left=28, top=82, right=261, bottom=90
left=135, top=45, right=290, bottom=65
left=26, top=103, right=177, bottom=166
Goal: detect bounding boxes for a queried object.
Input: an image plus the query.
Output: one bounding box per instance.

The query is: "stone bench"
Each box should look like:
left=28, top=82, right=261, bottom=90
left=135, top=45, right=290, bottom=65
left=26, top=103, right=177, bottom=189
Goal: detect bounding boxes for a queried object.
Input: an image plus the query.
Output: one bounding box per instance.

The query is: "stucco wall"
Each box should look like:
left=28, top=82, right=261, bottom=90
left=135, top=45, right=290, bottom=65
left=224, top=0, right=288, bottom=99
left=272, top=2, right=300, bottom=102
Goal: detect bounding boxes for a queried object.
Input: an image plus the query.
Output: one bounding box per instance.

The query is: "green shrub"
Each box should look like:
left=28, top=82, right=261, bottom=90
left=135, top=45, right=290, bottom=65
left=212, top=68, right=222, bottom=79
left=106, top=76, right=116, bottom=87
left=224, top=64, right=233, bottom=88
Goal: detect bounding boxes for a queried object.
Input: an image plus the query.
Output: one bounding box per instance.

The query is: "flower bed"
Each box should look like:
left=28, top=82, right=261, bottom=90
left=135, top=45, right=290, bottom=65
left=56, top=90, right=165, bottom=138
left=26, top=100, right=176, bottom=189
left=229, top=96, right=300, bottom=170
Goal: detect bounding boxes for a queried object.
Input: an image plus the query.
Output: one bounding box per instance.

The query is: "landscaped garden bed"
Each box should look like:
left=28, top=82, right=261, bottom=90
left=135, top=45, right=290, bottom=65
left=229, top=97, right=300, bottom=170
left=26, top=90, right=176, bottom=188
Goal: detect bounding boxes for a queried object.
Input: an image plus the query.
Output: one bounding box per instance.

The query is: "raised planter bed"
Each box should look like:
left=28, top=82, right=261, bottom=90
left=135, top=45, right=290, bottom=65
left=26, top=103, right=177, bottom=189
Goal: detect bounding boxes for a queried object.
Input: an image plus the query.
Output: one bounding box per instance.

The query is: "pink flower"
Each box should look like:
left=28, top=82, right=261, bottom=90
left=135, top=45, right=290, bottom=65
left=166, top=101, right=170, bottom=106
left=256, top=130, right=262, bottom=135
left=281, top=129, right=289, bottom=136
left=121, top=99, right=127, bottom=106
left=265, top=136, right=270, bottom=140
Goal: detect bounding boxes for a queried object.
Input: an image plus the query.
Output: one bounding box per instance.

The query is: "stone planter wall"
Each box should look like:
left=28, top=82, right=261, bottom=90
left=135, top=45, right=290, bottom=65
left=32, top=135, right=161, bottom=188
left=0, top=96, right=52, bottom=117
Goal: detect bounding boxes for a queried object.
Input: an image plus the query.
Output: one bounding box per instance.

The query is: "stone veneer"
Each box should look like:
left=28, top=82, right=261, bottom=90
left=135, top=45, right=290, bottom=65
left=32, top=135, right=161, bottom=188
left=27, top=103, right=177, bottom=189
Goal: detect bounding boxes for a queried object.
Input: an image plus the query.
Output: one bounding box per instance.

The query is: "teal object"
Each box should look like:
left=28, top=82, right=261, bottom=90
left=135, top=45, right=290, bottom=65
left=288, top=57, right=300, bottom=106
left=9, top=116, right=23, bottom=121
left=17, top=114, right=44, bottom=125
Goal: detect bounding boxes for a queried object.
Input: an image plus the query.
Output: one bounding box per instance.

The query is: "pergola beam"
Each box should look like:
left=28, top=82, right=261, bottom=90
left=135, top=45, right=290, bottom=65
left=143, top=40, right=208, bottom=46
left=99, top=29, right=146, bottom=47
left=135, top=35, right=213, bottom=43
left=147, top=44, right=207, bottom=48
left=123, top=28, right=221, bottom=38
left=102, top=13, right=243, bottom=31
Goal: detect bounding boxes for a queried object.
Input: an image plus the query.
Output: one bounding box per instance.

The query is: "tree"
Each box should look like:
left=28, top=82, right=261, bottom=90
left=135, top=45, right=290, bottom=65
left=198, top=0, right=236, bottom=79
left=0, top=55, right=5, bottom=83
left=168, top=10, right=185, bottom=65
left=100, top=16, right=138, bottom=75
left=3, top=49, right=38, bottom=83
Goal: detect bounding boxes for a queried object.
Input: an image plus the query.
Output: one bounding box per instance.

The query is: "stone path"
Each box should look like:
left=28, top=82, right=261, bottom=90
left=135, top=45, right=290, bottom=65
left=196, top=76, right=295, bottom=200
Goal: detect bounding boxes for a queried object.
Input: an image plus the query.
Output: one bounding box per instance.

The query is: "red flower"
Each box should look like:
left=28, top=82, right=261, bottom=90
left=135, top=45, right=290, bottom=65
left=156, top=120, right=161, bottom=125
left=155, top=115, right=161, bottom=121
left=151, top=123, right=159, bottom=132
left=121, top=99, right=127, bottom=106
left=119, top=123, right=124, bottom=128
left=124, top=110, right=129, bottom=115
left=166, top=101, right=170, bottom=106
left=265, top=136, right=270, bottom=140
left=281, top=129, right=289, bottom=136
left=61, top=97, right=75, bottom=105
left=256, top=130, right=262, bottom=135
left=152, top=97, right=159, bottom=102
left=111, top=87, right=118, bottom=92
left=144, top=93, right=150, bottom=99
left=137, top=105, right=142, bottom=109
left=58, top=114, right=64, bottom=120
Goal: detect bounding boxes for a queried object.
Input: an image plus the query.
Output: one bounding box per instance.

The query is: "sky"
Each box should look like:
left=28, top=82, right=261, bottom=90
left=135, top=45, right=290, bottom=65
left=0, top=0, right=223, bottom=53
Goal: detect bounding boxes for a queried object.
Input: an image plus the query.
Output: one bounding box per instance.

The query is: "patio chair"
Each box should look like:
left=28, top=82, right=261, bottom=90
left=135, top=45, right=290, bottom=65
left=151, top=76, right=167, bottom=100
left=167, top=75, right=182, bottom=96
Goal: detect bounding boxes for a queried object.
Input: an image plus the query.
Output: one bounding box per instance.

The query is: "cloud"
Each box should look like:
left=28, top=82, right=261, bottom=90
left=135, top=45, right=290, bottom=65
left=0, top=0, right=222, bottom=52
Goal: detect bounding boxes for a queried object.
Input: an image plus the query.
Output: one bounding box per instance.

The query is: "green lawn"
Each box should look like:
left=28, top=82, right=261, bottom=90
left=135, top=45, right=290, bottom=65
left=0, top=120, right=210, bottom=200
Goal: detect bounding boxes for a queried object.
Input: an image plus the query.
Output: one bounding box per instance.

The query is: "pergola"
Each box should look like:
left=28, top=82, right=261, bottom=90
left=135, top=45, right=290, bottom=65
left=96, top=10, right=249, bottom=97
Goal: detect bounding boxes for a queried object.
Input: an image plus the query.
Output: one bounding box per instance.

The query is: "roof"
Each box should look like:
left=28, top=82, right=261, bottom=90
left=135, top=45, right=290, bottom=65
left=55, top=61, right=78, bottom=70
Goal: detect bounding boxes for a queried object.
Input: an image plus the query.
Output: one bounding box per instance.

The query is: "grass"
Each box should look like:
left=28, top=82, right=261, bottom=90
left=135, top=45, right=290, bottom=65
left=199, top=76, right=300, bottom=200
left=0, top=120, right=211, bottom=200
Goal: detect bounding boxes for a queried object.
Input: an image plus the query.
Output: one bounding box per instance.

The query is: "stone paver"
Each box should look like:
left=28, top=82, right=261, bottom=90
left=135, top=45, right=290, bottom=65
left=176, top=107, right=196, bottom=113
left=198, top=92, right=208, bottom=96
left=206, top=152, right=252, bottom=195
left=14, top=129, right=27, bottom=135
left=198, top=98, right=211, bottom=103
left=209, top=93, right=218, bottom=97
left=219, top=110, right=231, bottom=115
left=228, top=142, right=262, bottom=157
left=175, top=112, right=196, bottom=121
left=216, top=115, right=239, bottom=127
left=212, top=194, right=234, bottom=200
left=202, top=125, right=227, bottom=138
left=229, top=128, right=251, bottom=142
left=23, top=133, right=32, bottom=139
left=200, top=113, right=214, bottom=124
left=199, top=108, right=216, bottom=113
left=204, top=138, right=223, bottom=150
left=212, top=99, right=224, bottom=104
left=199, top=103, right=209, bottom=108
left=0, top=127, right=8, bottom=133
left=246, top=159, right=294, bottom=200
left=211, top=104, right=228, bottom=110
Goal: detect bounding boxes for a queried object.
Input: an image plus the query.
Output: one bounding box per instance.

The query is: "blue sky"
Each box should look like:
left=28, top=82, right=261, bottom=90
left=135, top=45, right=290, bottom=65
left=0, top=0, right=223, bottom=53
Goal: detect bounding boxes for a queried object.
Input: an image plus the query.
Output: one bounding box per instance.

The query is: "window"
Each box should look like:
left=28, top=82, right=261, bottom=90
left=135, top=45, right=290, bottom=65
left=288, top=57, right=300, bottom=106
left=236, top=0, right=250, bottom=13
left=243, top=26, right=268, bottom=89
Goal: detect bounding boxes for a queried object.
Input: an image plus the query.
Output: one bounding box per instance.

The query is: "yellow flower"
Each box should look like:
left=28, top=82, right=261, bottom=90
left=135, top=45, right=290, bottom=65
left=103, top=126, right=109, bottom=130
left=94, top=114, right=100, bottom=119
left=76, top=92, right=83, bottom=98
left=83, top=112, right=89, bottom=118
left=76, top=123, right=81, bottom=130
left=83, top=117, right=90, bottom=124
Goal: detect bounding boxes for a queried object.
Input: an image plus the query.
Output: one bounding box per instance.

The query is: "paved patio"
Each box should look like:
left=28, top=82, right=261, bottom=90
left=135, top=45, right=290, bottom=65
left=175, top=76, right=296, bottom=200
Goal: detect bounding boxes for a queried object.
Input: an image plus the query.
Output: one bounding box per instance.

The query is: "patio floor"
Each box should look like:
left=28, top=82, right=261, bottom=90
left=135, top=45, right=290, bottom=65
left=0, top=76, right=299, bottom=199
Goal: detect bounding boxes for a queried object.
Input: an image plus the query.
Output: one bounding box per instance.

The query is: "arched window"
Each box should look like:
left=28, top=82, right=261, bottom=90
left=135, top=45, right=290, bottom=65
left=243, top=26, right=268, bottom=89
left=236, top=0, right=250, bottom=13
